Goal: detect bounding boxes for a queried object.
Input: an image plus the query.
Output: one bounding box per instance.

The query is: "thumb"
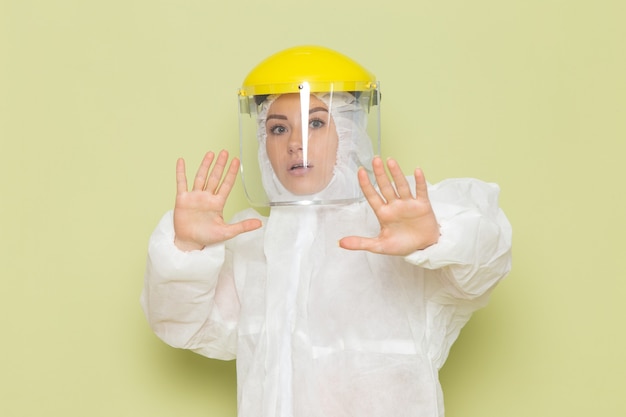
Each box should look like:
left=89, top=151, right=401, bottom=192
left=223, top=218, right=263, bottom=240
left=339, top=236, right=379, bottom=252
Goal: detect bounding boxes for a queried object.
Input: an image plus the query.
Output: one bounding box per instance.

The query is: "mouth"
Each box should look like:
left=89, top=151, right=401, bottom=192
left=288, top=161, right=313, bottom=175
left=290, top=162, right=311, bottom=170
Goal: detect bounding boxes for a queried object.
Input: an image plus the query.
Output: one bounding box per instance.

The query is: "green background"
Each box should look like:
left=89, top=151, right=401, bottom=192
left=2, top=0, right=624, bottom=415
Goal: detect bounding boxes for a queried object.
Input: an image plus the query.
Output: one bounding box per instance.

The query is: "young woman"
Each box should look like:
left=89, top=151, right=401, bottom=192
left=141, top=45, right=512, bottom=417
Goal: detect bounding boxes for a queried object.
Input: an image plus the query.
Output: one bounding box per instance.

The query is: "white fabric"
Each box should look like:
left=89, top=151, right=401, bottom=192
left=141, top=177, right=512, bottom=417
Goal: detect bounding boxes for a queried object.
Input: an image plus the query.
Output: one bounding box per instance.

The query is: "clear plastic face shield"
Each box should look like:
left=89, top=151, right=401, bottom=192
left=238, top=81, right=381, bottom=206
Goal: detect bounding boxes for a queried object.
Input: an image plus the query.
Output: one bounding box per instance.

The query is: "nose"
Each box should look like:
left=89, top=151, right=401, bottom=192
left=287, top=128, right=303, bottom=154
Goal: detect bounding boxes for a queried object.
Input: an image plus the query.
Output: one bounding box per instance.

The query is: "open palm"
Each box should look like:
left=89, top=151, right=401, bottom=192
left=339, top=156, right=440, bottom=256
left=173, top=150, right=262, bottom=251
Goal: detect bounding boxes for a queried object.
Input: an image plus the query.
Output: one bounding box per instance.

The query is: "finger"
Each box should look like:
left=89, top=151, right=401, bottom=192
left=222, top=218, right=263, bottom=240
left=413, top=167, right=430, bottom=202
left=338, top=236, right=383, bottom=253
left=357, top=167, right=385, bottom=211
left=176, top=158, right=188, bottom=195
left=386, top=158, right=412, bottom=199
left=372, top=156, right=397, bottom=202
left=205, top=150, right=229, bottom=193
left=192, top=151, right=215, bottom=191
left=216, top=157, right=240, bottom=198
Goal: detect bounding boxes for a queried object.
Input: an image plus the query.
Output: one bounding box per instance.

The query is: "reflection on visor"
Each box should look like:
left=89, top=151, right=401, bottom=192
left=299, top=82, right=310, bottom=168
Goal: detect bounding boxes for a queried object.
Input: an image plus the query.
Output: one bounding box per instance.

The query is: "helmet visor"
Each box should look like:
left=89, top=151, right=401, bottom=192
left=238, top=81, right=380, bottom=206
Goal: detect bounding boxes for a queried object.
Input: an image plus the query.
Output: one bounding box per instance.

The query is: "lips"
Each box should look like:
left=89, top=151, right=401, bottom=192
left=290, top=163, right=309, bottom=170
left=288, top=161, right=313, bottom=175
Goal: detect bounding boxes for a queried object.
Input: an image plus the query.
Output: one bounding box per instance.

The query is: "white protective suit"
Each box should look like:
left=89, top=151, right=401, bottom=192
left=141, top=92, right=512, bottom=417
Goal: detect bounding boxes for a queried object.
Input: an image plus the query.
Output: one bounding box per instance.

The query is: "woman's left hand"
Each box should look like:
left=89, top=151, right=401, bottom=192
left=339, top=156, right=440, bottom=256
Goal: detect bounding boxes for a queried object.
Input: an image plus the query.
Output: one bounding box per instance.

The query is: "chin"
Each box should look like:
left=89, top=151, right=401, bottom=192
left=285, top=183, right=327, bottom=196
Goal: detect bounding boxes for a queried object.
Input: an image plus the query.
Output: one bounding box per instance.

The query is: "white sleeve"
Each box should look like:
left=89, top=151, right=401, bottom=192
left=405, top=178, right=513, bottom=300
left=140, top=211, right=238, bottom=360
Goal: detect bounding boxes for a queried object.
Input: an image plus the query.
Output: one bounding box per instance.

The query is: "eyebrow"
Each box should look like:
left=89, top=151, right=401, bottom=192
left=266, top=114, right=287, bottom=121
left=266, top=107, right=329, bottom=121
left=309, top=107, right=329, bottom=114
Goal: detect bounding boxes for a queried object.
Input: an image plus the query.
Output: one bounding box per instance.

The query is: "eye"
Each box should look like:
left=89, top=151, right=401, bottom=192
left=309, top=118, right=325, bottom=129
left=269, top=124, right=288, bottom=135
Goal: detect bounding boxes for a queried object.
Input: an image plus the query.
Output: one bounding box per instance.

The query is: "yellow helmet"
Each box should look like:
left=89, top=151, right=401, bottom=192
left=237, top=45, right=381, bottom=207
left=239, top=45, right=378, bottom=97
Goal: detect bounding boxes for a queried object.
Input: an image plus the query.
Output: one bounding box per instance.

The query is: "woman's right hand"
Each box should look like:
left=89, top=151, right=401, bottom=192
left=173, top=150, right=262, bottom=251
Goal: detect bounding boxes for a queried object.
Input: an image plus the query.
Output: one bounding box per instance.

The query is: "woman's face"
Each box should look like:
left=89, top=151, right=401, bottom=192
left=265, top=94, right=339, bottom=195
